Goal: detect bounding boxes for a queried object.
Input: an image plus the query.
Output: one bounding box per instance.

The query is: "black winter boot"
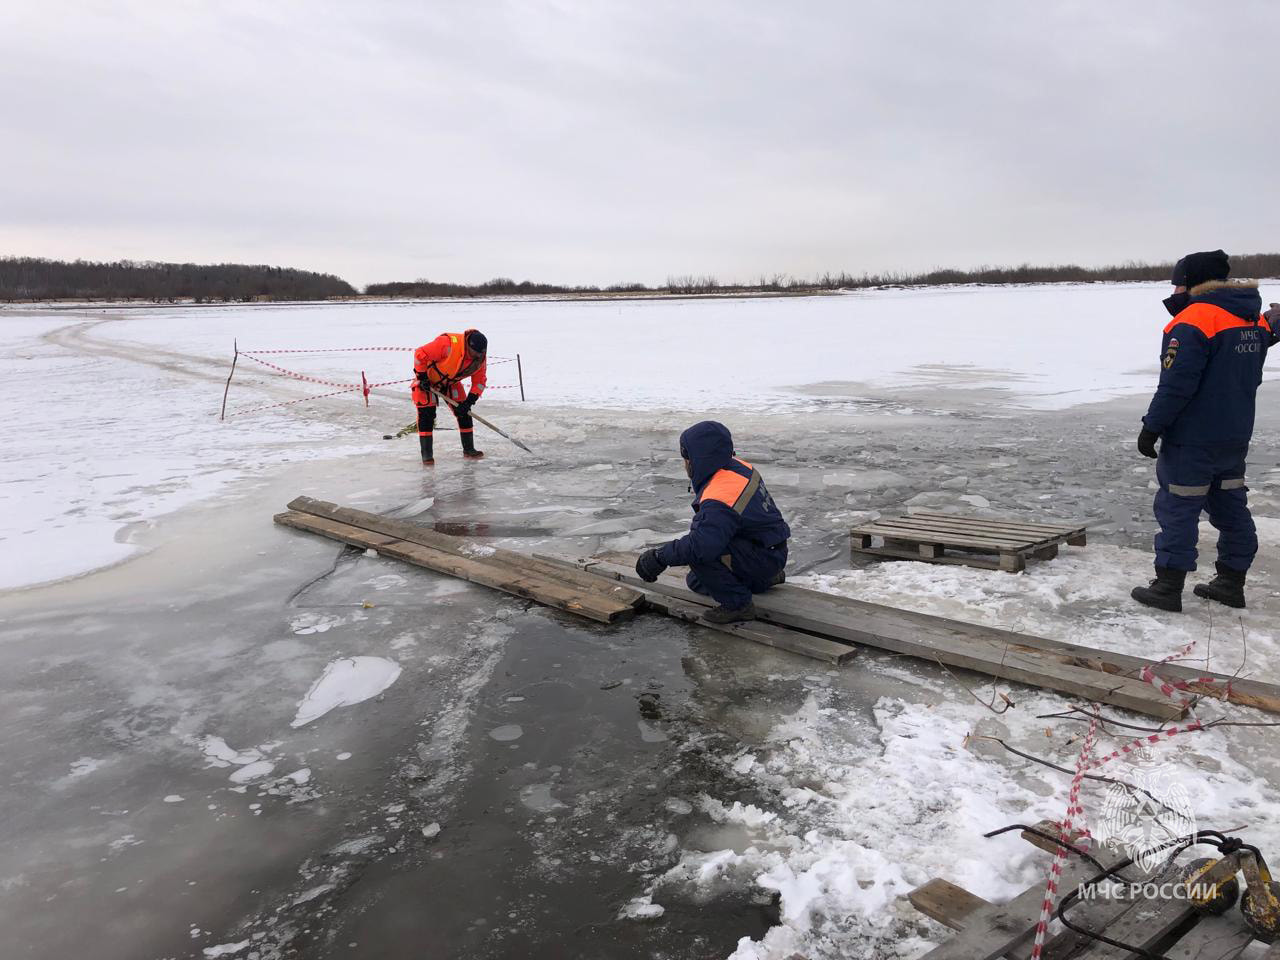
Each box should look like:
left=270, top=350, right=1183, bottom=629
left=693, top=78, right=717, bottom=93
left=703, top=601, right=758, bottom=624
left=1131, top=567, right=1186, bottom=613
left=459, top=428, right=484, bottom=460
left=1193, top=562, right=1247, bottom=609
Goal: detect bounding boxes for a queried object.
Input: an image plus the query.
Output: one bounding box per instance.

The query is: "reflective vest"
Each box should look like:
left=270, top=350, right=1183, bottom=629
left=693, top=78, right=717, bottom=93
left=416, top=330, right=483, bottom=386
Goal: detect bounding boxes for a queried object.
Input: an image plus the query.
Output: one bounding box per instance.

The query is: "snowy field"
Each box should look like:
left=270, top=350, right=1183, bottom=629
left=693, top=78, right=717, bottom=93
left=7, top=281, right=1279, bottom=591
left=4, top=285, right=1280, bottom=960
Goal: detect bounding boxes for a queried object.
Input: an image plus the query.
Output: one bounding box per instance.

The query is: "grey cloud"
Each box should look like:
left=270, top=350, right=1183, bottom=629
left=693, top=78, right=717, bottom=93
left=1, top=0, right=1276, bottom=287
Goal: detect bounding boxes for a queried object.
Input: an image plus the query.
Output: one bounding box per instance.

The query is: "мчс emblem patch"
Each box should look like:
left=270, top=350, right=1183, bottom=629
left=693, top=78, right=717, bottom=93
left=1163, top=338, right=1179, bottom=370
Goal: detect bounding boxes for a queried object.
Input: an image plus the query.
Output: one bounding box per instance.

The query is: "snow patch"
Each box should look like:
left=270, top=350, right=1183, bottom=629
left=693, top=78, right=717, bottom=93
left=229, top=760, right=276, bottom=784
left=291, top=656, right=402, bottom=727
left=202, top=941, right=251, bottom=958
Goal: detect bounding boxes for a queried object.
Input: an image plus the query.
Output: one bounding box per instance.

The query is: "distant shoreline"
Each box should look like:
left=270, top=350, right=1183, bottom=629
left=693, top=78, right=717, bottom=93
left=5, top=277, right=1251, bottom=310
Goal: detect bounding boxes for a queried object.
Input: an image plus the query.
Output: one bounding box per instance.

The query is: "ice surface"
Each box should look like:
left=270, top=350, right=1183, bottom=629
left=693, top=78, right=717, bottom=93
left=291, top=656, right=403, bottom=727
left=6, top=289, right=1280, bottom=960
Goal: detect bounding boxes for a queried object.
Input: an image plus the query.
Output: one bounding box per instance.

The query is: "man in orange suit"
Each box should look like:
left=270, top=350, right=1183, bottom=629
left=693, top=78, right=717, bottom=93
left=413, top=329, right=487, bottom=464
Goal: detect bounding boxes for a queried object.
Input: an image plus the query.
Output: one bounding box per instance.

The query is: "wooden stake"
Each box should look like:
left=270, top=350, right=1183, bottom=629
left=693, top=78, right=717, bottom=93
left=220, top=339, right=239, bottom=421
left=517, top=353, right=525, bottom=401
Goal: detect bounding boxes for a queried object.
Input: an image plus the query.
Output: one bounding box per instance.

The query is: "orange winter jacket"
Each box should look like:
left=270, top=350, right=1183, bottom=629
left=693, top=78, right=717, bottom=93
left=412, top=330, right=487, bottom=405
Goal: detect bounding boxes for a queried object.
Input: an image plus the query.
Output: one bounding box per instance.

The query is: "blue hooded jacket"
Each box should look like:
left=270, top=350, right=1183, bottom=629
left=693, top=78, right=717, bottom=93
left=655, top=421, right=790, bottom=567
left=1143, top=281, right=1269, bottom=446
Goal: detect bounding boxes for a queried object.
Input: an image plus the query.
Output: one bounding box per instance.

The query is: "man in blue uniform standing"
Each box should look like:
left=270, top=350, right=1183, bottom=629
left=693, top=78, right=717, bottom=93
left=1132, top=250, right=1273, bottom=612
left=635, top=421, right=790, bottom=623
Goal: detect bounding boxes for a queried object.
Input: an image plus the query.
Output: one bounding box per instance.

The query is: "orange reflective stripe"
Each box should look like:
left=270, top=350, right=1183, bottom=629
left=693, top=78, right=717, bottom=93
left=700, top=469, right=749, bottom=508
left=1165, top=303, right=1264, bottom=339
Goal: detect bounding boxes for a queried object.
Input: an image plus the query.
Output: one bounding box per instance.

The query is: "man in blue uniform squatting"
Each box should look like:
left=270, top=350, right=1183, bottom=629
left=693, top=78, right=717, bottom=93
left=1132, top=250, right=1278, bottom=612
left=635, top=421, right=790, bottom=623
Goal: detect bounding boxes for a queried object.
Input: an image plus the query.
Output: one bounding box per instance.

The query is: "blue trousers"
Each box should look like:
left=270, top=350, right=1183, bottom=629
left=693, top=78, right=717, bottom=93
left=1153, top=442, right=1256, bottom=572
left=685, top=537, right=787, bottom=609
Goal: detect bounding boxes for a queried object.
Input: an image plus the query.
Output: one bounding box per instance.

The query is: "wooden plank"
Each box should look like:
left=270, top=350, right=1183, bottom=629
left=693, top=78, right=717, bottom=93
left=568, top=551, right=1280, bottom=717
left=1018, top=823, right=1170, bottom=960
left=1161, top=912, right=1254, bottom=959
left=852, top=541, right=1004, bottom=570
left=909, top=878, right=992, bottom=931
left=1074, top=877, right=1198, bottom=958
left=910, top=511, right=1089, bottom=535
left=909, top=518, right=1082, bottom=540
left=275, top=512, right=636, bottom=624
left=915, top=840, right=1135, bottom=959
left=867, top=515, right=1058, bottom=544
left=787, top=547, right=1280, bottom=714
left=540, top=555, right=1185, bottom=719
left=852, top=520, right=1038, bottom=551
left=643, top=592, right=856, bottom=664
left=285, top=496, right=645, bottom=609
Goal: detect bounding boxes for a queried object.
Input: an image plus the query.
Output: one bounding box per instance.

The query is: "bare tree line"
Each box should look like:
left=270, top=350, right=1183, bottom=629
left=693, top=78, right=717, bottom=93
left=5, top=253, right=1278, bottom=303
left=371, top=255, right=1280, bottom=299
left=0, top=257, right=356, bottom=302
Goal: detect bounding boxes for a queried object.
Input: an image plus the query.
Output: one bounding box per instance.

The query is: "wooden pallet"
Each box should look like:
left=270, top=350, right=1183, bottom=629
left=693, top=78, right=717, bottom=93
left=851, top=511, right=1089, bottom=572
left=911, top=822, right=1269, bottom=959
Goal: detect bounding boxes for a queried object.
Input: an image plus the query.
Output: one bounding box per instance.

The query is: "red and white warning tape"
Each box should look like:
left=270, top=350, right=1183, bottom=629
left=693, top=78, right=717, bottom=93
left=226, top=351, right=519, bottom=418
left=1031, top=711, right=1099, bottom=957
left=238, top=346, right=516, bottom=365
left=1028, top=639, right=1220, bottom=958
left=1138, top=639, right=1230, bottom=706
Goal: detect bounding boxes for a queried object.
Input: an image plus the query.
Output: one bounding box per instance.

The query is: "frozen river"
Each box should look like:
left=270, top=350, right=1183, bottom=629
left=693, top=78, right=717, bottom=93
left=4, top=289, right=1280, bottom=959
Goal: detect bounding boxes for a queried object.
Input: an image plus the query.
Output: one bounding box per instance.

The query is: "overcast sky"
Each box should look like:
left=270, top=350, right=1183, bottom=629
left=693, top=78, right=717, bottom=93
left=2, top=1, right=1276, bottom=288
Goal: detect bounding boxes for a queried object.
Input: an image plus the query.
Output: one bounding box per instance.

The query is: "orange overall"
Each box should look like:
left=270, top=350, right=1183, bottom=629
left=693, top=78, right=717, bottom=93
left=413, top=330, right=487, bottom=460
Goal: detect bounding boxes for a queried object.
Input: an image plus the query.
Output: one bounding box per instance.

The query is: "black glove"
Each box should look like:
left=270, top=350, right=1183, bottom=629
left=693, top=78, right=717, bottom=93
left=1137, top=428, right=1159, bottom=459
left=454, top=391, right=479, bottom=415
left=635, top=549, right=667, bottom=583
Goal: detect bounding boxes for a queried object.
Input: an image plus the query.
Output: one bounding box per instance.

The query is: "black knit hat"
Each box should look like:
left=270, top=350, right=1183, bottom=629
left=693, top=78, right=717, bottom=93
left=1170, top=250, right=1230, bottom=289
left=467, top=330, right=488, bottom=354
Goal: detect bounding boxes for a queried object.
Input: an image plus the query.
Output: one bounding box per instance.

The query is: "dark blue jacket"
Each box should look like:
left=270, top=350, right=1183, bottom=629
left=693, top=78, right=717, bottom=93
left=656, top=421, right=790, bottom=567
left=1143, top=282, right=1269, bottom=446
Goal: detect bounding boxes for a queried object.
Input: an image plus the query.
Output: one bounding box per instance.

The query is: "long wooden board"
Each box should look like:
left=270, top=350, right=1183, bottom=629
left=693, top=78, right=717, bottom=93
left=916, top=841, right=1133, bottom=959
left=573, top=552, right=1280, bottom=716
left=639, top=590, right=856, bottom=665
left=286, top=496, right=644, bottom=610
left=912, top=822, right=1257, bottom=959
left=539, top=555, right=1185, bottom=719
left=277, top=501, right=853, bottom=663
left=908, top=511, right=1089, bottom=536
left=274, top=511, right=638, bottom=624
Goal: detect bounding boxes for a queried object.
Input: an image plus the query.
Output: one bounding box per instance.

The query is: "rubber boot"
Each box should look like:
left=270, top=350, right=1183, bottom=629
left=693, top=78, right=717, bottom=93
left=419, top=434, right=434, bottom=466
left=703, top=601, right=758, bottom=624
left=1193, top=562, right=1247, bottom=609
left=460, top=430, right=485, bottom=460
left=1131, top=566, right=1186, bottom=613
